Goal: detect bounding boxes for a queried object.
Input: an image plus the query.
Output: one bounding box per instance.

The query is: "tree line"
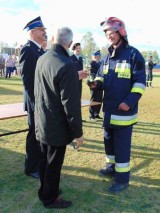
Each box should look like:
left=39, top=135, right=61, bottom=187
left=1, top=32, right=159, bottom=64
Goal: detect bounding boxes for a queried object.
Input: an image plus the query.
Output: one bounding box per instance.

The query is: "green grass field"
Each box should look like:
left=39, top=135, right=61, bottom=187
left=0, top=74, right=160, bottom=213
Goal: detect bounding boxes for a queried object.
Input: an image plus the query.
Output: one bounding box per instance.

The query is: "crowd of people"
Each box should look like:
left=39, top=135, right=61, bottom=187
left=0, top=54, right=18, bottom=78
left=7, top=15, right=148, bottom=209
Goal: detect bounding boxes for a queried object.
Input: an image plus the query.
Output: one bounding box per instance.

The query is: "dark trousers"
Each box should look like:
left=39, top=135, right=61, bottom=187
left=146, top=70, right=153, bottom=86
left=89, top=89, right=103, bottom=118
left=38, top=143, right=66, bottom=205
left=25, top=112, right=41, bottom=174
left=0, top=65, right=5, bottom=77
left=5, top=67, right=12, bottom=78
left=104, top=126, right=133, bottom=183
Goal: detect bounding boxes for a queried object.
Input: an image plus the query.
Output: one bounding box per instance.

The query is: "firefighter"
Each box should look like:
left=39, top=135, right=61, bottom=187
left=89, top=50, right=103, bottom=121
left=146, top=55, right=156, bottom=87
left=87, top=17, right=146, bottom=192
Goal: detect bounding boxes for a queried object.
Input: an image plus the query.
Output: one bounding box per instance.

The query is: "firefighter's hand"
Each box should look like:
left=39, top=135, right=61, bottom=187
left=75, top=135, right=84, bottom=150
left=118, top=102, right=130, bottom=111
left=78, top=70, right=88, bottom=80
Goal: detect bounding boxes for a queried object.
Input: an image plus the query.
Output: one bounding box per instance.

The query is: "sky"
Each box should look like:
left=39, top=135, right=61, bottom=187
left=0, top=0, right=160, bottom=55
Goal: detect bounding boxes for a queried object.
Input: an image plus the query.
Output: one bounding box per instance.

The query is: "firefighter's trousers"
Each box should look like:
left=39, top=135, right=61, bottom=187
left=104, top=126, right=133, bottom=183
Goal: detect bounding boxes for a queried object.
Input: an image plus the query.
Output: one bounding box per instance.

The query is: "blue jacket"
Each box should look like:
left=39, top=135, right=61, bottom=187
left=95, top=42, right=146, bottom=128
left=90, top=60, right=101, bottom=79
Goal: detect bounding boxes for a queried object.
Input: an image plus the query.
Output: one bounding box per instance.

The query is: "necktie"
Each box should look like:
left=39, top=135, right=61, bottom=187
left=40, top=48, right=45, bottom=54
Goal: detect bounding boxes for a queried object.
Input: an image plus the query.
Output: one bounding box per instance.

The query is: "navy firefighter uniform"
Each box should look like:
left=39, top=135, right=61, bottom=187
left=90, top=17, right=146, bottom=192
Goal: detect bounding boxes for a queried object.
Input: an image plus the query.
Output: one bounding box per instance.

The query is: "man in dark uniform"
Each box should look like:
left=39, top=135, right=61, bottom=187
left=70, top=43, right=88, bottom=122
left=19, top=16, right=47, bottom=178
left=34, top=27, right=83, bottom=209
left=89, top=50, right=103, bottom=121
left=70, top=43, right=83, bottom=98
left=146, top=55, right=156, bottom=87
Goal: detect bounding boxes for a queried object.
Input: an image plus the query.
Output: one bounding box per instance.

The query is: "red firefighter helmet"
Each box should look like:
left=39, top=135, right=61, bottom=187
left=100, top=17, right=128, bottom=42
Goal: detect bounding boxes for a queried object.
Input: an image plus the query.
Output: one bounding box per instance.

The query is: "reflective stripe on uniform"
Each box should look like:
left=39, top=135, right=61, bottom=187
left=115, top=62, right=131, bottom=73
left=94, top=76, right=104, bottom=82
left=110, top=114, right=138, bottom=126
left=115, top=162, right=130, bottom=172
left=131, top=82, right=145, bottom=95
left=103, top=64, right=109, bottom=74
left=106, top=155, right=115, bottom=163
left=115, top=63, right=131, bottom=79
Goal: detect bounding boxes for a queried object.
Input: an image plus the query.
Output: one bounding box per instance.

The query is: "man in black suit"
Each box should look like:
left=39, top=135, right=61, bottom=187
left=19, top=16, right=47, bottom=178
left=70, top=43, right=88, bottom=122
left=70, top=43, right=84, bottom=98
left=34, top=27, right=83, bottom=209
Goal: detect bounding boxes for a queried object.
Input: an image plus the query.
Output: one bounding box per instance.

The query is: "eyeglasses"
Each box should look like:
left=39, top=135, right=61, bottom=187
left=105, top=31, right=118, bottom=38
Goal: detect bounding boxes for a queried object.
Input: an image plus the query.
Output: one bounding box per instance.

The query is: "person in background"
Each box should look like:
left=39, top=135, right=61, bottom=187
left=5, top=55, right=15, bottom=78
left=70, top=43, right=84, bottom=98
left=146, top=55, right=156, bottom=87
left=0, top=55, right=5, bottom=77
left=87, top=17, right=146, bottom=193
left=34, top=26, right=83, bottom=209
left=70, top=43, right=88, bottom=122
left=89, top=50, right=103, bottom=121
left=11, top=54, right=18, bottom=76
left=19, top=16, right=47, bottom=178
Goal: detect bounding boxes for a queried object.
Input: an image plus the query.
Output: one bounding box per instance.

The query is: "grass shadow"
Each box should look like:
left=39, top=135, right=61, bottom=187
left=133, top=121, right=160, bottom=135
left=0, top=86, right=23, bottom=95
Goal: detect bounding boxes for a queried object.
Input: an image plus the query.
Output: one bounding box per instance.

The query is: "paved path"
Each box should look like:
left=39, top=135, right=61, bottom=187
left=0, top=100, right=101, bottom=120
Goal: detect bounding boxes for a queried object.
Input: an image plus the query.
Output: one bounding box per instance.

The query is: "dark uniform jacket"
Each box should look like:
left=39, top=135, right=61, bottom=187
left=148, top=60, right=156, bottom=71
left=90, top=60, right=101, bottom=79
left=70, top=54, right=83, bottom=98
left=95, top=42, right=146, bottom=128
left=19, top=40, right=45, bottom=112
left=34, top=44, right=83, bottom=146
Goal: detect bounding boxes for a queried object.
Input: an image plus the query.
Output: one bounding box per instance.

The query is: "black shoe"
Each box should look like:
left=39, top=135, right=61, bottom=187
left=44, top=197, right=72, bottom=209
left=82, top=119, right=86, bottom=122
left=99, top=165, right=115, bottom=177
left=108, top=182, right=129, bottom=193
left=39, top=189, right=62, bottom=201
left=95, top=115, right=103, bottom=119
left=25, top=172, right=39, bottom=179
